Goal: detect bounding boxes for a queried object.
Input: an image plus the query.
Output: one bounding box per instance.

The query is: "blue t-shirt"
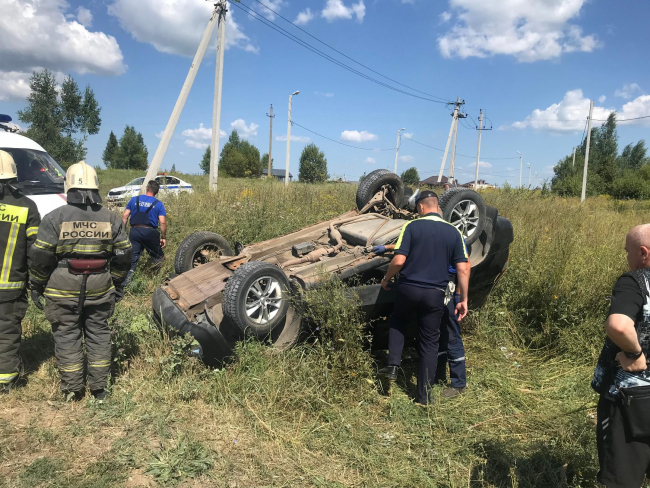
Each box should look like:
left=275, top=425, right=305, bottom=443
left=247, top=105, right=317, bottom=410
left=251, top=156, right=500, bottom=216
left=394, top=212, right=468, bottom=290
left=126, top=195, right=166, bottom=228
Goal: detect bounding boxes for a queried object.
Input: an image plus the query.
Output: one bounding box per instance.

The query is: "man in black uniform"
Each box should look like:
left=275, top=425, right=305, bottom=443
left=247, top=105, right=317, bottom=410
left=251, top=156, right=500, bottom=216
left=592, top=224, right=650, bottom=487
left=30, top=161, right=131, bottom=401
left=378, top=190, right=470, bottom=405
left=0, top=150, right=40, bottom=391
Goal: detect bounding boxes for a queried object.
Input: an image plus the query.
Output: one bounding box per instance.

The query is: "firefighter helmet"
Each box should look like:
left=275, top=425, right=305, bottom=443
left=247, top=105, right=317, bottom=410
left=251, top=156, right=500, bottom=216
left=0, top=150, right=18, bottom=180
left=65, top=161, right=99, bottom=192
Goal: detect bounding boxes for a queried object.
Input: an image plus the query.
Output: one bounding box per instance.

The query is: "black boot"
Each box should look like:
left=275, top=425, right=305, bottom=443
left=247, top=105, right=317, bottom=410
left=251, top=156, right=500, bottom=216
left=64, top=390, right=85, bottom=402
left=378, top=365, right=399, bottom=380
left=91, top=389, right=107, bottom=401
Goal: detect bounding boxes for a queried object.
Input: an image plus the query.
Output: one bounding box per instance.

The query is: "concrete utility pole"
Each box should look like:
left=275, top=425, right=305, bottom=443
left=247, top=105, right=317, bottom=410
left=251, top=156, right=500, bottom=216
left=141, top=5, right=220, bottom=193
left=581, top=100, right=594, bottom=204
left=394, top=128, right=406, bottom=174
left=474, top=109, right=483, bottom=189
left=527, top=163, right=532, bottom=187
left=266, top=104, right=274, bottom=179
left=285, top=91, right=299, bottom=186
left=572, top=146, right=576, bottom=168
left=449, top=115, right=459, bottom=183
left=437, top=97, right=464, bottom=184
left=209, top=0, right=228, bottom=191
left=517, top=151, right=523, bottom=188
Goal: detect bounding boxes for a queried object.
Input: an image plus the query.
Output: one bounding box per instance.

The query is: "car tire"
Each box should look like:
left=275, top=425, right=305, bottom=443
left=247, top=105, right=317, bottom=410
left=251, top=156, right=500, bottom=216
left=356, top=169, right=405, bottom=212
left=438, top=188, right=486, bottom=245
left=223, top=261, right=294, bottom=339
left=174, top=231, right=233, bottom=274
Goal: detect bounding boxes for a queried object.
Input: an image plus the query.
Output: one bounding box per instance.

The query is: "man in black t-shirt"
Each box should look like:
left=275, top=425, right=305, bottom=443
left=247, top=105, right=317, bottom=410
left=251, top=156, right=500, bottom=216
left=593, top=224, right=650, bottom=487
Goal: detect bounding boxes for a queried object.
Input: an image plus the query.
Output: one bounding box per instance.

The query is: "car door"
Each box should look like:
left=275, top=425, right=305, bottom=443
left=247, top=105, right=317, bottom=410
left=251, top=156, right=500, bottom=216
left=165, top=177, right=181, bottom=194
left=155, top=176, right=168, bottom=194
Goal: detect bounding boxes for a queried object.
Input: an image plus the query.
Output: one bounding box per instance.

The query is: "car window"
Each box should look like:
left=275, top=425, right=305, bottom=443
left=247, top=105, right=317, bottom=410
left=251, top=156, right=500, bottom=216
left=0, top=148, right=65, bottom=192
left=126, top=177, right=145, bottom=186
left=167, top=177, right=180, bottom=185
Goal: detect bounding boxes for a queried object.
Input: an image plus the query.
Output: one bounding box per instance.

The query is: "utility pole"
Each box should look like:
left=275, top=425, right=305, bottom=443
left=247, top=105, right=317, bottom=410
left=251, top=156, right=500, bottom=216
left=266, top=104, right=274, bottom=179
left=527, top=163, right=532, bottom=187
left=572, top=146, right=576, bottom=168
left=449, top=116, right=459, bottom=183
left=209, top=0, right=228, bottom=191
left=141, top=5, right=220, bottom=193
left=285, top=91, right=299, bottom=186
left=474, top=109, right=483, bottom=189
left=517, top=151, right=523, bottom=188
left=437, top=97, right=464, bottom=184
left=581, top=100, right=594, bottom=204
left=394, top=128, right=406, bottom=174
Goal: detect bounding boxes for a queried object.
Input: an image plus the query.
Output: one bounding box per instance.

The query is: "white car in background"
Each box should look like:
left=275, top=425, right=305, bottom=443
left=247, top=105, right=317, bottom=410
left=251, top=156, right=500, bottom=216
left=107, top=174, right=194, bottom=203
left=0, top=115, right=68, bottom=218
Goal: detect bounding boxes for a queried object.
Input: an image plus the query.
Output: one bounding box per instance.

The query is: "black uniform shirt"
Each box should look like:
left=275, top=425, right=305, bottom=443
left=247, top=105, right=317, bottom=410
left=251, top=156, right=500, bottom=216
left=609, top=274, right=644, bottom=323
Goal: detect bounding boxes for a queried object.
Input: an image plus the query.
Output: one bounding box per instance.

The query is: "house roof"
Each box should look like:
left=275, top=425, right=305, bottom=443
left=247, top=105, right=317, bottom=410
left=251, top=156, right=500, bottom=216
left=420, top=175, right=449, bottom=185
left=262, top=168, right=293, bottom=178
left=461, top=179, right=491, bottom=187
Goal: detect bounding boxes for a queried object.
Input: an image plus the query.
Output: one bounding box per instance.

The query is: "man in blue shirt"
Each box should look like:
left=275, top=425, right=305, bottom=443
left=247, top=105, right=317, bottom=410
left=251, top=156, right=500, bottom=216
left=377, top=190, right=470, bottom=405
left=121, top=180, right=167, bottom=283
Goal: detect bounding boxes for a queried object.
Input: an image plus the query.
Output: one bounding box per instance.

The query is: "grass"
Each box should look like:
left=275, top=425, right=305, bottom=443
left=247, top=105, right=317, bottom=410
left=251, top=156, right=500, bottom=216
left=1, top=171, right=647, bottom=486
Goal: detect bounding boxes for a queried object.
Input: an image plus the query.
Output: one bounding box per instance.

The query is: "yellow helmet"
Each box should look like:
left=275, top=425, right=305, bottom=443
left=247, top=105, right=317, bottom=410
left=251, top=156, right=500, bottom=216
left=0, top=150, right=18, bottom=180
left=65, top=161, right=99, bottom=192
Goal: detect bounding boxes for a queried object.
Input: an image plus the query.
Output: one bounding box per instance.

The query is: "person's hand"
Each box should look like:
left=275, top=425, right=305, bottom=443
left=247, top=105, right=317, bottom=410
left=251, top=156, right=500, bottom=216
left=455, top=300, right=468, bottom=321
left=381, top=277, right=391, bottom=291
left=373, top=246, right=387, bottom=254
left=160, top=238, right=167, bottom=249
left=114, top=285, right=125, bottom=304
left=616, top=351, right=648, bottom=372
left=30, top=285, right=45, bottom=310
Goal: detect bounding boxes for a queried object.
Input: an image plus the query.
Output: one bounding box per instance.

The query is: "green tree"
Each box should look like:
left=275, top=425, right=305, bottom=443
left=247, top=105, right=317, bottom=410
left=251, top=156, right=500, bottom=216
left=218, top=130, right=262, bottom=178
left=298, top=144, right=328, bottom=183
left=260, top=153, right=273, bottom=171
left=102, top=131, right=119, bottom=168
left=200, top=146, right=211, bottom=175
left=618, top=141, right=648, bottom=170
left=113, top=126, right=148, bottom=170
left=17, top=70, right=101, bottom=168
left=170, top=164, right=176, bottom=172
left=400, top=167, right=420, bottom=186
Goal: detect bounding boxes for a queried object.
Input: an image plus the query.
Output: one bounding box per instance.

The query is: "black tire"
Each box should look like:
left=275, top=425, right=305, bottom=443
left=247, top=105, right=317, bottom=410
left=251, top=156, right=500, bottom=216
left=222, top=261, right=292, bottom=338
left=356, top=169, right=404, bottom=212
left=174, top=231, right=233, bottom=274
left=438, top=188, right=486, bottom=245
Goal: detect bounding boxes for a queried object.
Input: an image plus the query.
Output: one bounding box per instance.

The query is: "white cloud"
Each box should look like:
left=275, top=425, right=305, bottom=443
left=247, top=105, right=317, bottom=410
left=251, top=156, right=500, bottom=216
left=402, top=0, right=416, bottom=4
left=182, top=123, right=227, bottom=149
left=184, top=139, right=209, bottom=150
left=315, top=91, right=335, bottom=97
left=295, top=8, right=315, bottom=25
left=76, top=6, right=93, bottom=27
left=0, top=0, right=125, bottom=85
left=620, top=95, right=650, bottom=126
left=255, top=0, right=285, bottom=21
left=438, top=0, right=600, bottom=62
left=341, top=130, right=378, bottom=142
left=510, top=89, right=614, bottom=132
left=400, top=155, right=414, bottom=163
left=322, top=0, right=366, bottom=23
left=276, top=134, right=311, bottom=143
left=467, top=160, right=492, bottom=169
left=598, top=95, right=606, bottom=103
left=403, top=132, right=413, bottom=139
left=615, top=83, right=642, bottom=100
left=0, top=71, right=32, bottom=101
left=108, top=0, right=258, bottom=57
left=230, top=119, right=259, bottom=139
left=365, top=157, right=376, bottom=164
left=155, top=130, right=164, bottom=139
left=439, top=11, right=452, bottom=23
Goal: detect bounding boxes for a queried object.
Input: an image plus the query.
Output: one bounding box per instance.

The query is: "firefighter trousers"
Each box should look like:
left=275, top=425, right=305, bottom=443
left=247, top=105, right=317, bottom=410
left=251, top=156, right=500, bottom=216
left=45, top=292, right=115, bottom=392
left=0, top=291, right=28, bottom=386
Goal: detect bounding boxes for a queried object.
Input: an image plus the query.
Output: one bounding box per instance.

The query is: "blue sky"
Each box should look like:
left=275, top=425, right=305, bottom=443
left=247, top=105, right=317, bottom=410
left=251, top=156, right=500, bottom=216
left=1, top=0, right=649, bottom=186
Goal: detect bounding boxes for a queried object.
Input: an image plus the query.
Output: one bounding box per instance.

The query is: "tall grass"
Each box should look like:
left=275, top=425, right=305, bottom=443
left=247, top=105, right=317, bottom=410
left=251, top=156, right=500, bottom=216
left=1, top=173, right=644, bottom=487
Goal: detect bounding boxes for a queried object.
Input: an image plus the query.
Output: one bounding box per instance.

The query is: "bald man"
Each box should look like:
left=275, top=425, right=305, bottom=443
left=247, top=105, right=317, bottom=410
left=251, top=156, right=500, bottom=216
left=592, top=224, right=650, bottom=488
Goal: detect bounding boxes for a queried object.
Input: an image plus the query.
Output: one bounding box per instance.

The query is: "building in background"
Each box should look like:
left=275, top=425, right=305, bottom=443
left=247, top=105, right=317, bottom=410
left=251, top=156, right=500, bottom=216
left=262, top=168, right=293, bottom=182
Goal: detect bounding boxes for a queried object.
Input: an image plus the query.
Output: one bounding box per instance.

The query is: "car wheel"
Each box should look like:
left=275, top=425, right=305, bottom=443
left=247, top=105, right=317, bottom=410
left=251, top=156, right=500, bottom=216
left=222, top=261, right=295, bottom=339
left=174, top=231, right=233, bottom=274
left=356, top=169, right=404, bottom=212
left=438, top=188, right=486, bottom=245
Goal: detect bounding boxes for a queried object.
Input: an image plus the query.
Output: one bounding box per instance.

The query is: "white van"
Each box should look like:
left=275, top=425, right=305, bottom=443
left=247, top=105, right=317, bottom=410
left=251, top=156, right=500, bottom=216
left=0, top=119, right=68, bottom=218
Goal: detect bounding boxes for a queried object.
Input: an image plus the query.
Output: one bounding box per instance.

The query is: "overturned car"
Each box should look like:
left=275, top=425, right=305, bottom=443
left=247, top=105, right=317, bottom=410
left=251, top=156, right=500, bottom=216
left=152, top=170, right=513, bottom=364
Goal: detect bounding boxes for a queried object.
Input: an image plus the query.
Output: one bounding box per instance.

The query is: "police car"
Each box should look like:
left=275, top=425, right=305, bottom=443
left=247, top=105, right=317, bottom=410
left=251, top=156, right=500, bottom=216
left=107, top=174, right=193, bottom=203
left=0, top=115, right=68, bottom=218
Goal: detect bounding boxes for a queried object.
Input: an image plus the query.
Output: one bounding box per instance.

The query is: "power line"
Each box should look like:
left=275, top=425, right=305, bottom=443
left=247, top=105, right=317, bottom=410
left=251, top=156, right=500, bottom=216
left=250, top=0, right=452, bottom=103
left=291, top=120, right=394, bottom=151
left=232, top=2, right=450, bottom=104
left=402, top=137, right=520, bottom=160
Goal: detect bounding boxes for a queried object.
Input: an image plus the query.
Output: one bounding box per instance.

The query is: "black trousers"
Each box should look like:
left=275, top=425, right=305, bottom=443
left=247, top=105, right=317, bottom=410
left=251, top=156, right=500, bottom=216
left=387, top=283, right=445, bottom=404
left=0, top=291, right=28, bottom=386
left=129, top=227, right=164, bottom=273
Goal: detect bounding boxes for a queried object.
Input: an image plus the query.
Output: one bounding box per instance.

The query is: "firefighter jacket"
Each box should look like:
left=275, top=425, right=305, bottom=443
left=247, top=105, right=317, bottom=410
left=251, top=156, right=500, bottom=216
left=0, top=187, right=40, bottom=298
left=29, top=203, right=132, bottom=300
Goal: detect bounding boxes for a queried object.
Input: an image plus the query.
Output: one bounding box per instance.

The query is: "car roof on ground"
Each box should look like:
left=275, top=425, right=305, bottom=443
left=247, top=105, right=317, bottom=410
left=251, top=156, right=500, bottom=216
left=0, top=131, right=47, bottom=152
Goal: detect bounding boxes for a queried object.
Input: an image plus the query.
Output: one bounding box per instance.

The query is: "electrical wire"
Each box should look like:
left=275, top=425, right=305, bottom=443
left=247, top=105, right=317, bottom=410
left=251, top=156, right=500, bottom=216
left=291, top=121, right=394, bottom=151
left=402, top=137, right=520, bottom=160
left=249, top=0, right=453, bottom=103
left=232, top=2, right=450, bottom=104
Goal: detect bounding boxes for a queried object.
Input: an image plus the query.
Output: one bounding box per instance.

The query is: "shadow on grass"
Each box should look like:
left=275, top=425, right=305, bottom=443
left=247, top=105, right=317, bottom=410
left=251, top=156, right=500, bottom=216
left=20, top=327, right=54, bottom=378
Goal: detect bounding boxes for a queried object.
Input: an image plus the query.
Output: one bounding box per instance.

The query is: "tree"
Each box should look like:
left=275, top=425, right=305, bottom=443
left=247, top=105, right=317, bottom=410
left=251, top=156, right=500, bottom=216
left=219, top=130, right=262, bottom=178
left=171, top=164, right=176, bottom=172
left=102, top=131, right=119, bottom=168
left=200, top=146, right=211, bottom=175
left=400, top=167, right=420, bottom=186
left=17, top=70, right=101, bottom=168
left=299, top=144, right=328, bottom=183
left=260, top=153, right=273, bottom=172
left=113, top=126, right=148, bottom=170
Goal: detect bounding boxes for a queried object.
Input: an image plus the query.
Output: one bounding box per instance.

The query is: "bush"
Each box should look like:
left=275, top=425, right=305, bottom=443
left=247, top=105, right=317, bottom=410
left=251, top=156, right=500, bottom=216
left=298, top=143, right=328, bottom=183
left=400, top=167, right=420, bottom=186
left=611, top=170, right=650, bottom=200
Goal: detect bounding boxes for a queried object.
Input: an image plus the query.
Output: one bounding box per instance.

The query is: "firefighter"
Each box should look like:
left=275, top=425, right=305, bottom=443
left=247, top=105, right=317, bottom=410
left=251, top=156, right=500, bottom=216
left=0, top=150, right=40, bottom=391
left=30, top=161, right=131, bottom=401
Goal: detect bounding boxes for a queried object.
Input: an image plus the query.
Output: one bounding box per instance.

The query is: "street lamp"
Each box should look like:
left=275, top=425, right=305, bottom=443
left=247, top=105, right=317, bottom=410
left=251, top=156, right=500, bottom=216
left=517, top=151, right=523, bottom=188
left=285, top=91, right=300, bottom=186
left=527, top=163, right=532, bottom=187
left=394, top=128, right=406, bottom=174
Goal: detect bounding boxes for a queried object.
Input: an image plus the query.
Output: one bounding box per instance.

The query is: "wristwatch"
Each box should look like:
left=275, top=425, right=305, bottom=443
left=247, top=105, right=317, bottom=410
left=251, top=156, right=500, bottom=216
left=624, top=350, right=644, bottom=360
